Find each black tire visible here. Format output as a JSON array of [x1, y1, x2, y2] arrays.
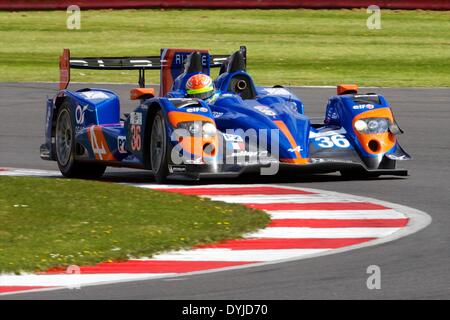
[[55, 102, 106, 179], [150, 111, 170, 183]]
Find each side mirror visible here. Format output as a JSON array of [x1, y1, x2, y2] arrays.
[[337, 84, 358, 95], [130, 88, 155, 100]]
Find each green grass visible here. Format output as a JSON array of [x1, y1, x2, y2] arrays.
[[0, 9, 449, 87], [0, 176, 269, 273]]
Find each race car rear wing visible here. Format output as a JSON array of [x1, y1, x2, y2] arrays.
[[59, 46, 246, 96]]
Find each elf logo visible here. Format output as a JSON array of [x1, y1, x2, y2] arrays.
[[353, 104, 375, 110], [186, 107, 208, 113]]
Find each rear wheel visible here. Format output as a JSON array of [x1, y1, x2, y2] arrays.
[[150, 111, 170, 183], [55, 103, 106, 179]]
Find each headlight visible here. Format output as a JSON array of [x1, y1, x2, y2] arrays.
[[368, 119, 379, 130], [177, 121, 216, 138], [354, 118, 389, 134], [178, 121, 202, 135], [202, 122, 217, 138], [354, 120, 368, 132]]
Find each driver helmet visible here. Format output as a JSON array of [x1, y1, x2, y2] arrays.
[[186, 74, 215, 100]]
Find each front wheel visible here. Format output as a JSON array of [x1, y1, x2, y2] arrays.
[[55, 102, 106, 179], [150, 111, 170, 183]]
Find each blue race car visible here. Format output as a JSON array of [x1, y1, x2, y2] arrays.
[[40, 46, 411, 182]]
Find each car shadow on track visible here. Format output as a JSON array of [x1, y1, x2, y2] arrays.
[[97, 170, 405, 186]]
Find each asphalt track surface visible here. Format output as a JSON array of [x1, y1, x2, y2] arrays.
[[0, 83, 449, 299]]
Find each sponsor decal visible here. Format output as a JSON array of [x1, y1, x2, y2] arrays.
[[262, 87, 292, 97], [131, 125, 141, 151], [174, 53, 208, 67], [314, 134, 351, 149], [170, 165, 187, 173], [386, 154, 408, 160], [122, 154, 140, 163], [288, 101, 298, 113], [254, 105, 277, 117], [230, 151, 268, 158], [223, 134, 245, 151], [353, 104, 375, 110], [309, 128, 347, 138], [130, 112, 143, 125], [88, 126, 115, 160], [183, 158, 203, 165], [325, 105, 339, 123], [185, 107, 208, 113], [223, 133, 244, 142], [117, 136, 127, 154], [212, 111, 224, 118], [311, 158, 354, 164], [288, 146, 303, 152], [75, 104, 88, 125], [79, 91, 109, 100], [221, 93, 235, 98]]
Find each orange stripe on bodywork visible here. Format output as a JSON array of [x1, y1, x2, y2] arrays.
[[168, 111, 217, 158], [352, 108, 396, 155], [177, 135, 218, 158], [87, 126, 116, 161], [280, 158, 310, 164], [167, 111, 214, 128], [273, 120, 309, 164]]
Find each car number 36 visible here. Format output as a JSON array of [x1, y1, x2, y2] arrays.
[[315, 134, 350, 148]]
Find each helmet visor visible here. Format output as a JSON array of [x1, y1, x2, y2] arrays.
[[186, 84, 214, 100], [187, 90, 214, 100]]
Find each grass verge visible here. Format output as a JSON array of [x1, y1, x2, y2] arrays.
[[0, 9, 449, 87], [0, 176, 269, 273]]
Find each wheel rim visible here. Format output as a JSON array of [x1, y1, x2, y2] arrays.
[[56, 109, 72, 166], [151, 114, 166, 174]]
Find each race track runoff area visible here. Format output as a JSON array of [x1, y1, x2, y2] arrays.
[[0, 168, 430, 296]]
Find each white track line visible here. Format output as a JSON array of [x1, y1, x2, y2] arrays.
[[204, 194, 362, 204], [0, 273, 175, 287], [0, 168, 61, 176], [247, 227, 401, 239], [136, 248, 329, 262], [267, 209, 406, 220]]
